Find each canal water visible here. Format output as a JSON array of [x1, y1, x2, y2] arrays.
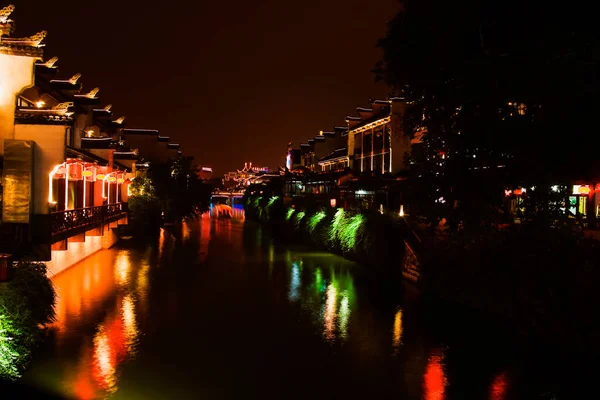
[[11, 213, 592, 399]]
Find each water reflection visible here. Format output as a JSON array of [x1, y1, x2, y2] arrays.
[[424, 348, 447, 400], [289, 262, 301, 301], [21, 218, 565, 399], [490, 372, 508, 400], [35, 248, 148, 399], [392, 309, 403, 353], [283, 255, 356, 343]]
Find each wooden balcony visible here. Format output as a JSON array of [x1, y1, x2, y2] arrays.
[[51, 203, 128, 243]]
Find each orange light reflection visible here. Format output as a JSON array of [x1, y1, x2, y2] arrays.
[[423, 348, 447, 400]]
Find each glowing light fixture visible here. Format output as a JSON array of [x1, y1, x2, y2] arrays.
[[64, 163, 69, 210], [330, 198, 337, 207], [48, 163, 64, 205], [102, 174, 110, 200], [578, 185, 591, 195], [109, 177, 116, 182], [82, 170, 93, 177], [117, 178, 124, 184], [35, 100, 45, 108], [96, 174, 106, 180], [399, 205, 404, 217]]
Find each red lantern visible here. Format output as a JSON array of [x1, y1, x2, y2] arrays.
[[513, 188, 523, 196]]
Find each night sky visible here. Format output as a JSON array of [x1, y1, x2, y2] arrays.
[[11, 0, 399, 175]]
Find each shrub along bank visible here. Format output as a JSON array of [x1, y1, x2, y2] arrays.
[[244, 194, 408, 273], [0, 262, 55, 381]]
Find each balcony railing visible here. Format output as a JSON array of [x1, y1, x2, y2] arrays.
[[51, 203, 127, 238]]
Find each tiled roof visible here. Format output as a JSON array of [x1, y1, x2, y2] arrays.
[[318, 148, 348, 163]]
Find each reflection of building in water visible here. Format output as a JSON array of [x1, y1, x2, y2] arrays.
[[289, 261, 301, 301], [49, 249, 145, 399], [489, 372, 508, 400], [91, 295, 139, 397], [392, 309, 403, 352], [199, 216, 211, 263], [423, 348, 447, 400], [115, 250, 131, 287], [322, 272, 355, 341], [182, 221, 191, 242], [53, 251, 118, 334], [324, 283, 338, 341]]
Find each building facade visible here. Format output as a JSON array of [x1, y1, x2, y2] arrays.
[[0, 5, 188, 275]]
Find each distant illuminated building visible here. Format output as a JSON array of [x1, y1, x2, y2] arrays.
[[223, 162, 269, 190], [198, 166, 213, 181]]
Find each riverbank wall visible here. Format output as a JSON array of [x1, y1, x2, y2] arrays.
[[244, 195, 411, 273], [245, 195, 600, 354], [46, 216, 126, 277]]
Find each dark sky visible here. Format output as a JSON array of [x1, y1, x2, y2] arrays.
[[11, 0, 399, 175]]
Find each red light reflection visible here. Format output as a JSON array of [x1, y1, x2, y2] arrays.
[[423, 348, 447, 400]]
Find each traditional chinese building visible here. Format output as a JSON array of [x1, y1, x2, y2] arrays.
[[0, 5, 186, 276], [345, 98, 411, 175], [224, 162, 270, 191]]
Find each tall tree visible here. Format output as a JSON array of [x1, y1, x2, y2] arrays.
[[375, 0, 600, 232]]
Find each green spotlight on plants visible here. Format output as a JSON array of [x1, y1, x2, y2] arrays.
[[295, 211, 306, 227], [267, 196, 279, 208], [338, 214, 364, 252], [329, 208, 345, 240], [0, 312, 24, 380], [286, 208, 295, 221], [308, 211, 326, 233]]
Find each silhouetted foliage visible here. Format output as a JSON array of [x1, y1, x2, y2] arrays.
[[375, 0, 600, 232], [129, 159, 212, 233]]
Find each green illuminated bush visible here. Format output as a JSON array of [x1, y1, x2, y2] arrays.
[[245, 195, 407, 270], [128, 176, 162, 234], [0, 261, 55, 381]]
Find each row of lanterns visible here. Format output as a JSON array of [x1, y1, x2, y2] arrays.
[[49, 159, 130, 208]]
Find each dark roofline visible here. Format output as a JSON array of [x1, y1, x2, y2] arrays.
[[114, 161, 131, 172], [318, 148, 349, 163], [349, 110, 391, 132], [66, 146, 109, 166], [113, 151, 139, 161], [157, 136, 170, 142], [81, 137, 114, 149], [123, 129, 159, 135]]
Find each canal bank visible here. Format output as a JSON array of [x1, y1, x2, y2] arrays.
[[2, 215, 594, 399], [245, 195, 600, 356]]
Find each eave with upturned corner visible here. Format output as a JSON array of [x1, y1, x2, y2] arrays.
[[123, 128, 160, 136], [0, 29, 46, 58]]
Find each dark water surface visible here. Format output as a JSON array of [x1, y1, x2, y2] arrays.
[[12, 215, 593, 399]]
